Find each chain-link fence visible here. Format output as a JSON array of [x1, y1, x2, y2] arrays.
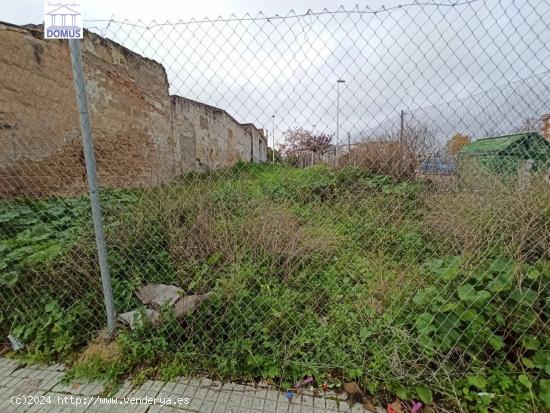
[[1, 0, 550, 411]]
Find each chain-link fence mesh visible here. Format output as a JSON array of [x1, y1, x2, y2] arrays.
[[1, 0, 550, 411], [0, 22, 108, 359]]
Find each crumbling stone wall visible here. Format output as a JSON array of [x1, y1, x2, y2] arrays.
[[0, 22, 267, 198], [0, 22, 174, 197], [242, 123, 267, 163], [171, 97, 267, 171]]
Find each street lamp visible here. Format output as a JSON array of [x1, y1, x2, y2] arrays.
[[336, 79, 345, 166], [272, 115, 276, 163]]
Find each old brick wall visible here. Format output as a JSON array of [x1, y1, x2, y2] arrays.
[[0, 22, 266, 198], [171, 97, 267, 171], [82, 34, 175, 189], [0, 24, 84, 197], [0, 23, 175, 197]]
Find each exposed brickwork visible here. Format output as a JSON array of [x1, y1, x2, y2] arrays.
[[0, 22, 266, 198]]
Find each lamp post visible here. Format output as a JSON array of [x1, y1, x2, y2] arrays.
[[272, 115, 275, 163], [336, 79, 345, 166]]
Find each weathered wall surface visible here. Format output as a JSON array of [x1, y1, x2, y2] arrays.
[[242, 123, 267, 164], [171, 97, 267, 171], [0, 22, 267, 198], [0, 23, 174, 197], [541, 114, 550, 141]]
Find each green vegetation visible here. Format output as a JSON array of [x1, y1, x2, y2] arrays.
[[1, 163, 549, 412], [0, 192, 138, 361]]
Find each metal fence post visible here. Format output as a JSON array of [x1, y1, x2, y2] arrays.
[[68, 39, 116, 335]]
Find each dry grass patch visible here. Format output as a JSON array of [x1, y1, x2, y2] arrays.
[[424, 173, 550, 262]]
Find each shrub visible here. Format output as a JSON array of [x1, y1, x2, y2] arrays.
[[343, 141, 416, 178], [424, 173, 550, 262]]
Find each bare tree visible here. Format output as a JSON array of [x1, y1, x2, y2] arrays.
[[402, 121, 439, 161], [516, 116, 540, 133], [279, 127, 333, 164]]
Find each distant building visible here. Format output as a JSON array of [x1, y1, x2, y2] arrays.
[[419, 157, 456, 175], [458, 132, 550, 177], [540, 114, 550, 140]]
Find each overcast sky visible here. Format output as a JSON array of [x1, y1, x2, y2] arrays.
[[2, 0, 549, 148]]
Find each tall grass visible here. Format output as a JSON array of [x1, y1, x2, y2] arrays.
[[2, 163, 549, 411]]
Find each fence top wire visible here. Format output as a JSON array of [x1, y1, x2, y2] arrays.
[[362, 69, 550, 145], [83, 1, 482, 28]]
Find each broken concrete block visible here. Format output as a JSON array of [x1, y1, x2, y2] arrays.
[[131, 283, 214, 323], [117, 309, 160, 329], [8, 334, 24, 351], [173, 292, 214, 318], [136, 283, 182, 308]]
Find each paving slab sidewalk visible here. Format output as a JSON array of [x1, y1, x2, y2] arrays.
[[0, 358, 383, 413]]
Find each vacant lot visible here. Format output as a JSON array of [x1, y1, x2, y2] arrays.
[[1, 163, 549, 412]]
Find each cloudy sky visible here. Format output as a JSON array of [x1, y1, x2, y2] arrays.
[[3, 0, 549, 148]]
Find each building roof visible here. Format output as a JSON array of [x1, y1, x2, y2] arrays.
[[460, 132, 531, 154]]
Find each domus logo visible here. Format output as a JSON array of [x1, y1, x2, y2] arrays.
[[44, 1, 83, 39]]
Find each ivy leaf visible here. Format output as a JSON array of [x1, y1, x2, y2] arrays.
[[488, 258, 514, 274], [487, 334, 504, 351], [0, 210, 21, 222], [522, 357, 535, 369], [418, 334, 434, 354], [0, 271, 20, 287], [533, 351, 550, 369], [493, 310, 506, 326], [438, 266, 459, 281], [359, 327, 372, 340], [440, 301, 460, 312], [393, 385, 410, 401], [526, 268, 541, 280], [469, 268, 487, 282], [518, 374, 532, 389], [413, 287, 437, 305], [467, 375, 488, 390], [511, 288, 538, 306], [45, 302, 58, 313], [473, 290, 491, 306], [458, 284, 476, 302], [23, 243, 64, 266], [265, 366, 281, 378], [415, 313, 435, 335], [489, 275, 513, 292], [539, 379, 550, 409], [460, 309, 479, 322], [522, 335, 541, 350], [514, 309, 537, 330], [415, 385, 433, 404]]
